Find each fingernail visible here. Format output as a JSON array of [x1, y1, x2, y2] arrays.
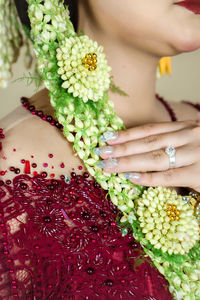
[[124, 173, 141, 180], [94, 146, 113, 155], [99, 131, 118, 143], [97, 158, 118, 169]]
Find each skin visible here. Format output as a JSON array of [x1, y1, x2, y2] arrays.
[[77, 0, 200, 192]]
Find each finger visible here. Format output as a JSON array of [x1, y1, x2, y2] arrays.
[[98, 127, 193, 159], [125, 164, 195, 188], [98, 144, 198, 173], [106, 120, 196, 145]]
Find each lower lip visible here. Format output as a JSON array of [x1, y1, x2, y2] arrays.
[[175, 1, 200, 14]]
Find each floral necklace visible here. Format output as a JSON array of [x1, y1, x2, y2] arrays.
[[2, 0, 200, 299]]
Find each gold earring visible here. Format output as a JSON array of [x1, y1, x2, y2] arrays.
[[158, 56, 172, 77]]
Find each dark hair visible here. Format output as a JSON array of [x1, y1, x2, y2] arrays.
[[14, 0, 79, 31]]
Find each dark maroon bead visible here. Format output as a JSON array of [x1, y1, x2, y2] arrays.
[[82, 212, 90, 220], [105, 279, 113, 287], [9, 166, 15, 172], [37, 111, 44, 117], [83, 172, 89, 179], [41, 172, 47, 178], [51, 121, 55, 126], [21, 97, 28, 105], [15, 168, 20, 174], [71, 172, 76, 178], [28, 105, 35, 112], [91, 225, 98, 232], [51, 179, 59, 186], [55, 122, 60, 128], [6, 180, 11, 185], [60, 175, 65, 180], [43, 216, 52, 223], [20, 183, 28, 190], [0, 180, 4, 186], [86, 267, 94, 275], [94, 182, 100, 188], [32, 163, 37, 168], [46, 116, 53, 123], [47, 184, 55, 190], [100, 211, 107, 218]]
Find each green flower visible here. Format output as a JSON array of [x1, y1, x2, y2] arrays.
[[56, 35, 111, 102], [137, 187, 199, 255]]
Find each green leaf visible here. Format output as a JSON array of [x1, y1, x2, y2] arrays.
[[109, 77, 129, 97]]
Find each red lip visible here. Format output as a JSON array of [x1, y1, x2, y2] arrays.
[[175, 0, 200, 14]]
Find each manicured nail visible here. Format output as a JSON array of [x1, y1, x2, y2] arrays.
[[94, 146, 113, 155], [124, 173, 141, 180], [99, 131, 118, 143], [97, 158, 118, 169]]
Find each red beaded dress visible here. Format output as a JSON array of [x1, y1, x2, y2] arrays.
[[0, 95, 200, 300]]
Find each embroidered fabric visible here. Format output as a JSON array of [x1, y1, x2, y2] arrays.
[[0, 172, 173, 300]]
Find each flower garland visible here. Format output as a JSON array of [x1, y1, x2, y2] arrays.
[[0, 0, 196, 298], [0, 0, 23, 88], [0, 0, 39, 88]]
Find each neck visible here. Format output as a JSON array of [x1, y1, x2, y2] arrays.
[[78, 5, 162, 128]]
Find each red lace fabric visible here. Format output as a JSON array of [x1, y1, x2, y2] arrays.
[[0, 169, 173, 299]]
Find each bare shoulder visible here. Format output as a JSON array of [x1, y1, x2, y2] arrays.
[[0, 105, 85, 181], [169, 100, 200, 122]]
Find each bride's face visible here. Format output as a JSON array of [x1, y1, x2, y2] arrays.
[[85, 0, 200, 56]]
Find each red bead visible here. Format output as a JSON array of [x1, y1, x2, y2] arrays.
[[43, 163, 48, 168], [78, 166, 83, 170], [13, 149, 16, 152], [0, 171, 6, 176], [24, 161, 30, 174], [50, 173, 55, 178], [33, 171, 38, 176], [21, 159, 26, 164], [60, 163, 65, 168], [49, 154, 53, 158]]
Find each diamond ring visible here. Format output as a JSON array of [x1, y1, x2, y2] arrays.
[[165, 146, 176, 168]]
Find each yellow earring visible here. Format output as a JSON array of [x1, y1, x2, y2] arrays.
[[158, 57, 172, 76]]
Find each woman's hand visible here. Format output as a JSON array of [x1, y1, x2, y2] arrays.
[[96, 120, 200, 192]]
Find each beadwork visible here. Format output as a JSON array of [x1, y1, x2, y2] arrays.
[[82, 53, 98, 71]]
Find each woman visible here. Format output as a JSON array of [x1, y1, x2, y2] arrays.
[[0, 0, 200, 299]]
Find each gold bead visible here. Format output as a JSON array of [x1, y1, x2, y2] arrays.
[[82, 53, 98, 71]]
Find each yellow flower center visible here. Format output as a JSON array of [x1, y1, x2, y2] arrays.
[[165, 204, 180, 221], [82, 53, 97, 71]]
